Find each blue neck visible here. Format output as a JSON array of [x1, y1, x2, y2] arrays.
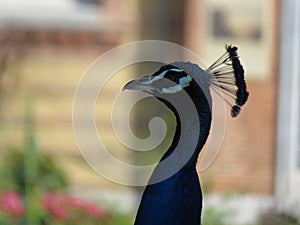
[[159, 91, 212, 169], [134, 88, 212, 225], [160, 86, 212, 171]]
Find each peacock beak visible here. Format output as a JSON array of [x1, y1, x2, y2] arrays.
[[123, 76, 156, 94]]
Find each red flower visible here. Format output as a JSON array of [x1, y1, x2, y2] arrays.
[[65, 196, 86, 209], [83, 203, 106, 217], [65, 196, 105, 217], [0, 191, 25, 217], [41, 191, 107, 220], [41, 192, 68, 220]]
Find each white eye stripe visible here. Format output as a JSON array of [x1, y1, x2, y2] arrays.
[[178, 75, 192, 88], [162, 85, 183, 94], [142, 68, 184, 84], [162, 75, 192, 94]]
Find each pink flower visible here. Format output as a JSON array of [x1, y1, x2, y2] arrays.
[[41, 192, 68, 220], [83, 203, 106, 217], [41, 191, 107, 220], [0, 191, 25, 217], [65, 195, 106, 217], [65, 196, 86, 209]]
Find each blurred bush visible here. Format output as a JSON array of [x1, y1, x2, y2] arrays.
[[0, 148, 68, 192], [202, 205, 235, 225], [258, 208, 300, 225], [0, 190, 132, 225], [0, 147, 131, 225], [0, 110, 131, 225]]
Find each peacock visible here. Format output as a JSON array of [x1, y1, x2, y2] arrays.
[[123, 45, 249, 225]]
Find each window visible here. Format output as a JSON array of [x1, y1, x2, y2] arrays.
[[75, 0, 102, 6]]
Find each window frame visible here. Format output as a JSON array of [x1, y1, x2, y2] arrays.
[[276, 0, 300, 201]]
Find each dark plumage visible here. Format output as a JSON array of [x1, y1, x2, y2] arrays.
[[123, 45, 248, 225]]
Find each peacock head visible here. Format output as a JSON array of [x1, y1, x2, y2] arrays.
[[123, 45, 249, 118], [123, 63, 203, 94]]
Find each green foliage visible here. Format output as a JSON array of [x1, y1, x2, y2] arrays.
[[106, 212, 133, 225], [0, 147, 133, 225], [258, 209, 300, 225], [0, 104, 133, 225], [201, 172, 214, 194], [0, 190, 132, 225], [202, 205, 300, 225], [0, 148, 68, 192], [202, 205, 235, 225]]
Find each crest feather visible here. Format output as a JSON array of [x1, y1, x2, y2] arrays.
[[207, 45, 249, 117]]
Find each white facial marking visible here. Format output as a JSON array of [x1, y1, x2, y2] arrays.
[[161, 75, 192, 94], [179, 75, 192, 88], [162, 85, 183, 94], [141, 68, 183, 84]]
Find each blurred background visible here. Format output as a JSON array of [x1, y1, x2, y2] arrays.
[[0, 0, 299, 224]]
